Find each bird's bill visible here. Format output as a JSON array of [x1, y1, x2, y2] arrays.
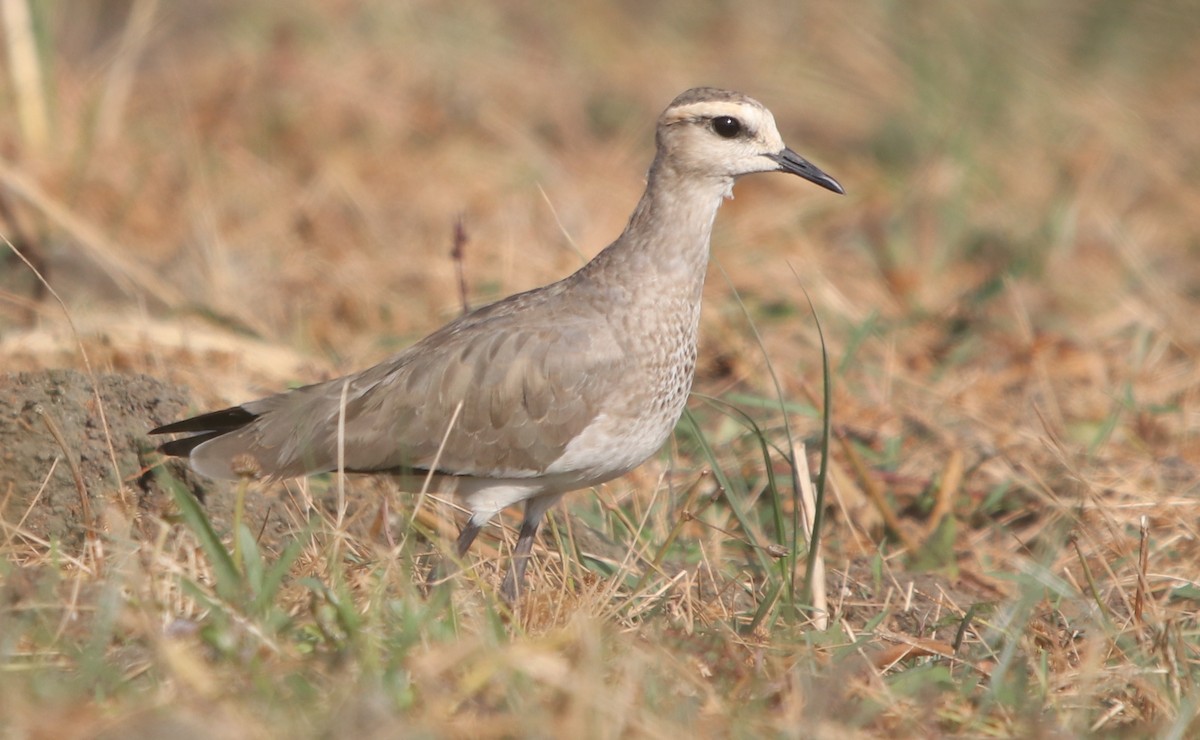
[[766, 148, 844, 194]]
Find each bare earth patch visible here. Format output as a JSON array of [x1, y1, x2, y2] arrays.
[[0, 369, 291, 554]]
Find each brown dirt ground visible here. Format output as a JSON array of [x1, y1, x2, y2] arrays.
[[0, 368, 293, 554]]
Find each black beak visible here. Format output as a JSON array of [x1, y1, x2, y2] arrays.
[[766, 148, 844, 195]]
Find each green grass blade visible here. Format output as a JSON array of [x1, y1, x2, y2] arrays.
[[238, 524, 265, 594], [798, 285, 832, 607], [679, 410, 773, 577], [159, 470, 241, 602], [691, 395, 794, 597], [710, 261, 803, 601]]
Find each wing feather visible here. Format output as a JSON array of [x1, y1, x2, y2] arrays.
[[182, 281, 630, 480]]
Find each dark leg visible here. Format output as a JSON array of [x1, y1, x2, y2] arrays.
[[456, 520, 482, 557], [500, 516, 541, 603], [499, 494, 564, 603], [426, 520, 483, 591]]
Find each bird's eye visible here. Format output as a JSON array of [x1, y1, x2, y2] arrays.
[[711, 116, 742, 138]]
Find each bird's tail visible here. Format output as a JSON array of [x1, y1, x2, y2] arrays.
[[151, 406, 265, 478]]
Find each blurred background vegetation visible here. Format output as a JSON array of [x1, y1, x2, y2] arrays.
[[2, 1, 1198, 737]]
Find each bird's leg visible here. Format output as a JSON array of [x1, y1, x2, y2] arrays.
[[499, 494, 564, 603], [500, 515, 542, 603], [425, 519, 483, 591], [456, 520, 482, 557]]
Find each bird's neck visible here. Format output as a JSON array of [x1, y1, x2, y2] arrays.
[[584, 160, 732, 299]]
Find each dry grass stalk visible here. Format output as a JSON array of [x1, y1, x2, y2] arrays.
[[793, 441, 828, 630]]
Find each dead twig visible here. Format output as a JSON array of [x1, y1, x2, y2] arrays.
[[838, 429, 920, 554], [34, 404, 103, 570], [924, 448, 963, 539], [451, 215, 470, 315], [1134, 515, 1149, 626]]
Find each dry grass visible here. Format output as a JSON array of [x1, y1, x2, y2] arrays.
[[2, 1, 1199, 737]]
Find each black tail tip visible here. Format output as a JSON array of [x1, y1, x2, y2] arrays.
[[156, 431, 227, 459], [150, 406, 257, 436], [151, 405, 259, 459]]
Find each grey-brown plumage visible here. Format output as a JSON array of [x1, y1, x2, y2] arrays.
[[152, 87, 843, 600]]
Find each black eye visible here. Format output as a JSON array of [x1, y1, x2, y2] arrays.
[[711, 116, 742, 138]]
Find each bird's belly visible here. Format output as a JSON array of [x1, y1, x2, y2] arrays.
[[543, 355, 696, 487], [542, 405, 680, 487]]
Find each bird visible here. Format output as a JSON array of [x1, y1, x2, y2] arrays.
[[151, 87, 843, 601]]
